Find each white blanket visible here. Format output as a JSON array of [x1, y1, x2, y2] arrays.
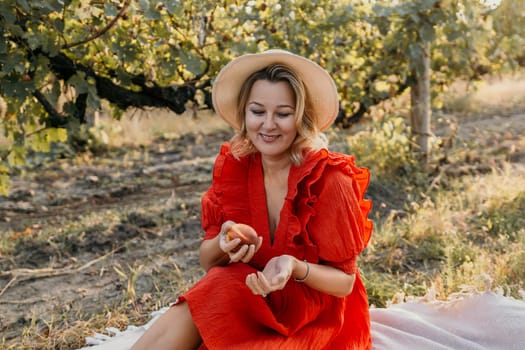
[[81, 289, 525, 350]]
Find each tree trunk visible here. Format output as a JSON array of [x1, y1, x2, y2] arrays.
[[410, 41, 431, 162]]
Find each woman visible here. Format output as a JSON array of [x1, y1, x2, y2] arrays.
[[131, 49, 373, 349]]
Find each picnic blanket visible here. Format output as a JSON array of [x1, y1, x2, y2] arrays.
[[80, 287, 525, 350]]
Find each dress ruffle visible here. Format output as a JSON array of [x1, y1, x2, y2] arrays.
[[202, 145, 372, 261], [284, 148, 373, 270], [201, 143, 251, 240]]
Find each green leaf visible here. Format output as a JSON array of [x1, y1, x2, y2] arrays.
[[409, 13, 421, 24], [0, 173, 10, 196], [47, 127, 68, 143], [418, 23, 435, 42], [31, 54, 51, 86], [28, 132, 51, 153], [396, 3, 412, 16], [27, 128, 68, 153], [85, 76, 101, 110], [104, 3, 119, 17], [444, 28, 463, 42], [62, 101, 77, 116], [139, 0, 161, 20], [0, 163, 9, 174], [418, 0, 439, 11], [53, 17, 65, 33], [1, 52, 26, 74], [164, 0, 183, 16], [6, 23, 25, 38], [44, 81, 61, 106], [7, 145, 26, 167], [0, 80, 33, 100], [0, 37, 6, 55], [16, 0, 31, 12], [67, 72, 89, 95], [179, 51, 204, 76], [0, 3, 17, 24]]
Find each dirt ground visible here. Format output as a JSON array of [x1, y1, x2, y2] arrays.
[[0, 130, 232, 343], [1, 77, 524, 346]]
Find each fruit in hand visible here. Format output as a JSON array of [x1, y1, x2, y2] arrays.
[[226, 223, 258, 252]]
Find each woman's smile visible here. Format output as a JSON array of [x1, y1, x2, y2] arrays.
[[259, 133, 280, 142]]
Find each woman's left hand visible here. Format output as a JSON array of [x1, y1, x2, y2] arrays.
[[245, 255, 295, 297]]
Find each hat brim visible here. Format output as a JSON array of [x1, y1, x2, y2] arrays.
[[212, 50, 339, 131]]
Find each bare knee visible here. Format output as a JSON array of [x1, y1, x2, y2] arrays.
[[131, 302, 201, 350]]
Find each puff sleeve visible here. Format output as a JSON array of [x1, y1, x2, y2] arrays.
[[307, 164, 372, 274], [201, 186, 224, 240], [200, 142, 252, 240], [200, 145, 229, 240]]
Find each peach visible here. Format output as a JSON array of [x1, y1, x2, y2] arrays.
[[226, 223, 258, 252]]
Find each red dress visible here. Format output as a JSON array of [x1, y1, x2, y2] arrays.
[[178, 143, 373, 349]]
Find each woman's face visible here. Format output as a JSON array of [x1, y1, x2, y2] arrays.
[[244, 79, 297, 161]]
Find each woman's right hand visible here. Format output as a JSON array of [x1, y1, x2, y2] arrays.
[[219, 220, 263, 263]]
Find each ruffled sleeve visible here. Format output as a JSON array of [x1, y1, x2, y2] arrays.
[[291, 150, 372, 274], [200, 145, 228, 240], [201, 187, 224, 240], [201, 142, 252, 240]]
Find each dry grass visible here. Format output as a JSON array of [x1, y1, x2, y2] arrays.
[[98, 108, 230, 147], [350, 72, 525, 306], [362, 163, 525, 306], [443, 71, 525, 118]]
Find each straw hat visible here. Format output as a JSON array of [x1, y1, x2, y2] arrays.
[[212, 49, 339, 131]]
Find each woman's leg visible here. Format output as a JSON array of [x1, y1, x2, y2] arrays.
[[131, 302, 202, 350]]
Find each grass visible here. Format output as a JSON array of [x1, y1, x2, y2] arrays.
[[93, 107, 231, 148], [362, 164, 525, 307], [345, 105, 525, 305], [3, 249, 202, 349], [442, 73, 525, 117]]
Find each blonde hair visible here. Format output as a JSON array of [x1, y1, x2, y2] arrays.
[[229, 64, 328, 165]]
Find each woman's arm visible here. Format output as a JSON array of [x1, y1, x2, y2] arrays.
[[291, 256, 355, 297], [246, 254, 355, 298], [199, 234, 230, 272]]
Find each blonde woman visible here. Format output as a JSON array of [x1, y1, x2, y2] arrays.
[[132, 50, 373, 350]]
